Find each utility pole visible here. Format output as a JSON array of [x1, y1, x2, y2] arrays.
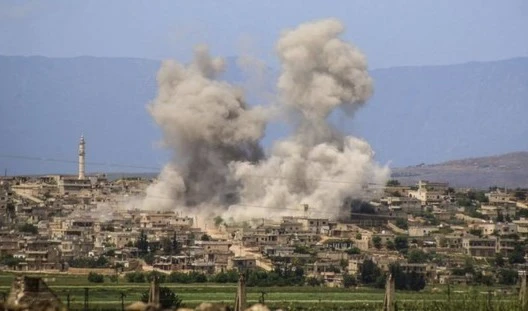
[[121, 292, 126, 311], [519, 270, 528, 310], [66, 291, 71, 310], [83, 287, 89, 311], [234, 273, 246, 311], [148, 276, 160, 306], [383, 273, 395, 311]]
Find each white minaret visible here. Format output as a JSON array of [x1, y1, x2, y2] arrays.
[[78, 135, 86, 179]]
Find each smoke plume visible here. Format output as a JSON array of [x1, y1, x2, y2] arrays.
[[143, 19, 389, 219], [144, 45, 267, 209], [226, 19, 388, 219]]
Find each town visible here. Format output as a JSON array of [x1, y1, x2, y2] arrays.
[[1, 137, 528, 302], [2, 1, 526, 310]]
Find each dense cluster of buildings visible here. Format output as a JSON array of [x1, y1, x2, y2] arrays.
[[1, 137, 528, 288]]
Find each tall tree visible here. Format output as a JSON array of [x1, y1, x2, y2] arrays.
[[360, 259, 381, 284], [136, 230, 149, 254]]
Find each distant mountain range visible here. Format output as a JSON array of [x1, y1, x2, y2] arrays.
[[1, 55, 527, 177], [392, 152, 528, 188]]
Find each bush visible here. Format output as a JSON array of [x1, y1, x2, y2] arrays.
[[381, 264, 427, 291], [87, 272, 104, 283], [168, 271, 207, 283], [345, 247, 360, 255], [143, 253, 155, 265], [407, 271, 426, 291], [343, 274, 357, 288], [210, 270, 239, 283], [498, 268, 518, 285], [0, 255, 21, 268], [125, 272, 146, 283], [147, 271, 166, 283], [395, 218, 409, 230], [372, 236, 382, 249], [189, 271, 207, 283], [168, 272, 192, 283], [306, 277, 322, 287], [359, 259, 381, 285], [19, 223, 38, 235], [394, 236, 409, 253], [407, 249, 429, 263], [245, 267, 305, 287], [141, 286, 182, 309], [69, 256, 108, 268]]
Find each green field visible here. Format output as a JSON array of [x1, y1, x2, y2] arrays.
[[0, 272, 521, 311]]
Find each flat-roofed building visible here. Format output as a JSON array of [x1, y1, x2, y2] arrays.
[[462, 236, 496, 257]]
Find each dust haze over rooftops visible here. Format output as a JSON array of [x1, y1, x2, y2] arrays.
[[141, 19, 389, 220]]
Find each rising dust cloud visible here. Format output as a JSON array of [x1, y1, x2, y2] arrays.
[[141, 19, 390, 221]]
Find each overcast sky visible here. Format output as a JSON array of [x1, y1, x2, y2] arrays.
[[0, 0, 527, 69]]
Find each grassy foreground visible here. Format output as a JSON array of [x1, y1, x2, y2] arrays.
[[0, 272, 521, 310]]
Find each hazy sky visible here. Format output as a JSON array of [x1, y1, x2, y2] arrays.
[[0, 0, 527, 69]]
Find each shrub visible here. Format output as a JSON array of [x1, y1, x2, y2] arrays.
[[147, 271, 166, 283], [69, 256, 108, 268], [168, 272, 192, 283], [19, 223, 38, 235], [345, 247, 361, 255], [407, 249, 429, 263], [125, 272, 146, 283], [167, 271, 208, 283], [343, 274, 357, 288], [87, 272, 104, 283], [306, 277, 322, 287], [189, 271, 207, 283], [141, 287, 182, 309], [210, 270, 239, 283], [498, 268, 518, 285], [0, 255, 21, 268], [395, 218, 409, 230], [394, 236, 409, 253], [108, 275, 118, 283], [359, 259, 381, 285]]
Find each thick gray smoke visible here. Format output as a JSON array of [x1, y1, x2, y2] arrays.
[[226, 19, 389, 219], [143, 45, 267, 210], [143, 19, 389, 219]]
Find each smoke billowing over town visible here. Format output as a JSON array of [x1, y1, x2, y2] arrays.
[[3, 2, 528, 310], [143, 19, 390, 220]]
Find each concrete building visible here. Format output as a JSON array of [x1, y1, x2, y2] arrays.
[[56, 176, 92, 196], [408, 180, 449, 205], [471, 222, 517, 236], [408, 226, 438, 237], [462, 236, 497, 257], [480, 204, 516, 220], [486, 190, 515, 204], [228, 256, 257, 272], [381, 196, 422, 214], [496, 238, 516, 256], [400, 263, 437, 282], [514, 218, 528, 236]]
